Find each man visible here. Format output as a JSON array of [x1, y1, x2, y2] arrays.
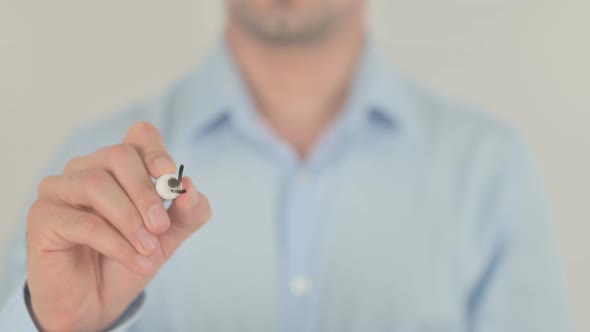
[[0, 0, 572, 331]]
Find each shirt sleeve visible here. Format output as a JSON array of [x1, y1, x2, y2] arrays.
[[0, 127, 147, 331], [0, 284, 39, 331], [467, 136, 574, 332], [104, 291, 146, 332]]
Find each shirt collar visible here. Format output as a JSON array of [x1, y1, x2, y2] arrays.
[[344, 38, 416, 134], [170, 35, 416, 144], [167, 37, 255, 143]]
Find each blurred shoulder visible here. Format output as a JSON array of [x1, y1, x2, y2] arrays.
[[399, 75, 526, 160], [65, 71, 202, 156]]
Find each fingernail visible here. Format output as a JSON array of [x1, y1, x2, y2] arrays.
[[152, 156, 175, 173], [136, 254, 156, 272], [138, 228, 158, 254], [148, 204, 170, 230]]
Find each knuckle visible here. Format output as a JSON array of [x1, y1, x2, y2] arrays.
[[107, 143, 137, 165], [27, 200, 48, 229], [63, 155, 84, 173], [37, 175, 58, 197], [59, 209, 78, 231], [127, 121, 158, 139], [80, 169, 111, 189]]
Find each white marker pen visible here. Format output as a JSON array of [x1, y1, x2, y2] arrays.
[[155, 164, 187, 200]]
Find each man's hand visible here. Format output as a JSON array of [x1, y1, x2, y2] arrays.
[[26, 122, 211, 331]]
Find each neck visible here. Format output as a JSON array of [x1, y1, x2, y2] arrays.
[[225, 10, 366, 159]]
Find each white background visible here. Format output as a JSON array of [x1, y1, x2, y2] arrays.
[[1, 1, 588, 329]]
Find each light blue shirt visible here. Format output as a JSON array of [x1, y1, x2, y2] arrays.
[[0, 37, 573, 331]]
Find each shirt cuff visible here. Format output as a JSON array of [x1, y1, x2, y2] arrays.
[[0, 281, 145, 332], [0, 282, 38, 331], [105, 290, 145, 332]]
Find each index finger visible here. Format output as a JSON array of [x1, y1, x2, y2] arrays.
[[123, 121, 176, 177]]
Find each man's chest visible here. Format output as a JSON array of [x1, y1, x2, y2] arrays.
[[141, 141, 471, 331]]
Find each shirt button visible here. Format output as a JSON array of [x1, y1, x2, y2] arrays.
[[290, 275, 312, 296]]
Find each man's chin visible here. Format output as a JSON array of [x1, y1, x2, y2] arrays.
[[228, 1, 360, 46], [232, 12, 341, 45]]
